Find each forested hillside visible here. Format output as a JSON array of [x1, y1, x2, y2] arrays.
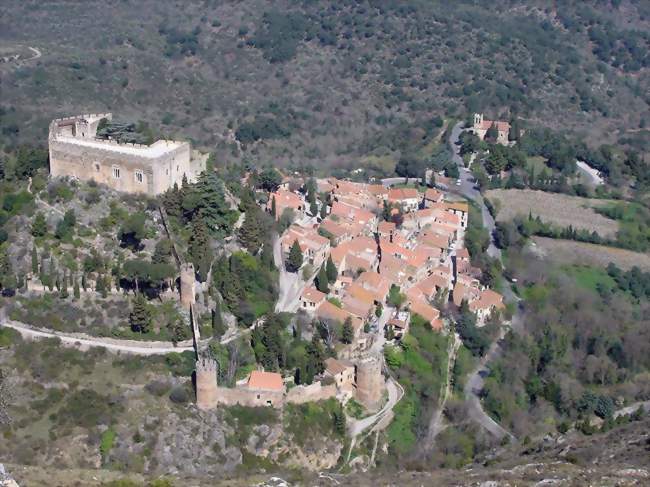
[[1, 0, 648, 174]]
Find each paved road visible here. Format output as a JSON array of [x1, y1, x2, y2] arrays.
[[446, 122, 500, 259], [447, 122, 519, 440]]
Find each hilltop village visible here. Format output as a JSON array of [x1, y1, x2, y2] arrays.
[[0, 112, 519, 477]]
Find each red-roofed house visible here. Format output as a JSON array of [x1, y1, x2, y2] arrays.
[[469, 289, 505, 325], [281, 225, 331, 269], [356, 271, 391, 303], [301, 287, 326, 311], [387, 188, 421, 212], [267, 189, 304, 221], [424, 188, 444, 206], [246, 370, 286, 406]]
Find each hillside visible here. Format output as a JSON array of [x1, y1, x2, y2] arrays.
[[1, 0, 649, 174]]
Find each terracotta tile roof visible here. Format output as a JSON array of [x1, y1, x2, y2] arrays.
[[302, 286, 325, 303], [469, 289, 505, 311], [378, 221, 396, 234], [316, 300, 362, 331], [445, 201, 469, 213], [418, 232, 449, 250], [248, 370, 284, 391], [452, 282, 480, 307], [416, 273, 450, 297], [342, 295, 374, 319], [456, 248, 470, 260], [325, 357, 353, 376], [435, 211, 461, 227], [409, 298, 441, 324], [424, 188, 443, 202], [320, 218, 349, 239], [367, 184, 387, 197], [268, 189, 303, 211], [478, 120, 510, 132], [388, 188, 420, 201], [346, 283, 376, 305], [356, 271, 391, 301]]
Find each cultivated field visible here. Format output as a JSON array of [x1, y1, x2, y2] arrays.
[[486, 189, 619, 237], [531, 237, 650, 271]]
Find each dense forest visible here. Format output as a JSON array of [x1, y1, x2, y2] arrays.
[[0, 0, 648, 176]]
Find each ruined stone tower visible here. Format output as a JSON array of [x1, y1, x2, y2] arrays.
[[355, 355, 384, 411], [180, 263, 196, 310], [195, 357, 218, 411]]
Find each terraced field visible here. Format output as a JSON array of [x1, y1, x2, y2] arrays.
[[486, 189, 619, 237], [531, 237, 650, 271]]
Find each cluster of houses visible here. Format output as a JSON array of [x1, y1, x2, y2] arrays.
[[267, 177, 505, 346]]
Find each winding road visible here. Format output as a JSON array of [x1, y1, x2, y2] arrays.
[[448, 121, 519, 441]]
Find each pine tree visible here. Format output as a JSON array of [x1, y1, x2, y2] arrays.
[[326, 255, 337, 283], [319, 202, 328, 219], [31, 212, 48, 237], [310, 201, 318, 216], [73, 278, 80, 299], [31, 246, 38, 275], [81, 273, 88, 291], [129, 294, 152, 333], [316, 266, 329, 293], [271, 196, 277, 219], [286, 239, 303, 273], [0, 248, 17, 294], [342, 317, 354, 344]]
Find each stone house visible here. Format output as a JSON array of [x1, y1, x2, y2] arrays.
[[472, 113, 510, 145]]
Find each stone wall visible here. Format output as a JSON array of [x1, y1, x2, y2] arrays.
[[216, 386, 285, 408], [48, 114, 192, 196], [286, 382, 338, 405]]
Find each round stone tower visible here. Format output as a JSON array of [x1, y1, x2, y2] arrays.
[[180, 262, 196, 310], [195, 357, 218, 411], [355, 355, 383, 411]]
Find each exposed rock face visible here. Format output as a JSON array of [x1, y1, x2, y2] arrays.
[[0, 464, 19, 487], [150, 411, 240, 476]]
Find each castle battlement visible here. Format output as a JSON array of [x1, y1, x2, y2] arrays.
[[196, 357, 218, 374], [48, 112, 198, 195]]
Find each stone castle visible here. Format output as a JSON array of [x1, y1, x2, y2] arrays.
[[48, 113, 201, 195], [195, 354, 385, 412]]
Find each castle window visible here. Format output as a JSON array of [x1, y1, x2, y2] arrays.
[[112, 166, 121, 179], [135, 171, 144, 183]]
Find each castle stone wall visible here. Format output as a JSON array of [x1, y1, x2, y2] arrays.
[[48, 113, 193, 196], [180, 263, 196, 310], [286, 382, 338, 404], [215, 386, 285, 408]]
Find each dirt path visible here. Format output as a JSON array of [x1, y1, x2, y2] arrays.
[[423, 332, 461, 450], [1, 319, 194, 355]]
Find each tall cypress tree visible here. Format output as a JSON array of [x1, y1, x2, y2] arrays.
[[316, 266, 329, 293], [31, 246, 38, 275], [188, 216, 213, 281], [326, 255, 337, 283], [286, 239, 303, 273]]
